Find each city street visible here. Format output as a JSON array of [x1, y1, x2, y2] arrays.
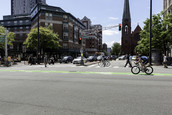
[[0, 60, 172, 115]]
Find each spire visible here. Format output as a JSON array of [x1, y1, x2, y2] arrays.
[[122, 0, 131, 22]]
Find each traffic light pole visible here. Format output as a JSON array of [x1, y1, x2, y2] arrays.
[[80, 39, 84, 65]]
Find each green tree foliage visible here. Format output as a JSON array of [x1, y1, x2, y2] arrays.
[[0, 26, 15, 48], [135, 13, 172, 55], [111, 42, 121, 56], [161, 14, 172, 47], [24, 27, 60, 51]]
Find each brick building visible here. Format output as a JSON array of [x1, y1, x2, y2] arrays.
[[0, 14, 31, 60], [31, 4, 86, 58], [121, 0, 142, 55], [81, 16, 102, 56]]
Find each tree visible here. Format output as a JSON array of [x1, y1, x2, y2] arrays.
[[24, 27, 60, 52], [0, 26, 15, 49], [111, 42, 121, 56], [135, 13, 166, 55]]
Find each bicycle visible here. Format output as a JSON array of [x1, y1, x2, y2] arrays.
[[131, 61, 153, 75], [98, 60, 111, 67]]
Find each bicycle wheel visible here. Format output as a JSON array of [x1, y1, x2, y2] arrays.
[[145, 66, 153, 75], [98, 61, 103, 67], [105, 60, 111, 67], [131, 66, 140, 74]]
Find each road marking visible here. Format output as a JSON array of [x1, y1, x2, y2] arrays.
[[0, 69, 172, 76]]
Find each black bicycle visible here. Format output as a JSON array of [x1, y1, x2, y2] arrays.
[[131, 62, 153, 75], [98, 60, 111, 67]]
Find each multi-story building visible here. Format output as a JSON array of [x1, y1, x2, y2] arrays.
[[31, 4, 85, 58], [163, 0, 172, 57], [163, 0, 172, 15], [81, 16, 102, 56], [0, 14, 31, 60], [11, 0, 46, 15]]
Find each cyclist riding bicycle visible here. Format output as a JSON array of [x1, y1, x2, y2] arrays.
[[137, 55, 148, 71]]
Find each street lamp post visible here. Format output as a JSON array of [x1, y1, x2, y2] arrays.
[[37, 3, 40, 64], [149, 0, 152, 65]]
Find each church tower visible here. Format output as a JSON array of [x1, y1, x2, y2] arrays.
[[121, 0, 132, 54]]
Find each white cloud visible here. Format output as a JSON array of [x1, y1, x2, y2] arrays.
[[103, 30, 119, 36], [105, 40, 121, 48], [108, 17, 119, 20]]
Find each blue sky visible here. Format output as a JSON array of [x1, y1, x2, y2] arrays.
[[0, 0, 162, 47]]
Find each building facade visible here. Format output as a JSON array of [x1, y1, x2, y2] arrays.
[[121, 0, 141, 55], [31, 4, 85, 58], [163, 0, 172, 57], [163, 0, 172, 15], [81, 16, 102, 56], [0, 14, 31, 60], [11, 0, 46, 15]]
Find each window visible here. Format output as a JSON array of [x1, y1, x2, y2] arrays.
[[63, 43, 68, 49], [20, 27, 23, 30], [45, 13, 52, 20], [25, 20, 29, 23], [125, 25, 128, 34], [50, 23, 53, 28], [26, 26, 30, 29], [45, 23, 48, 27], [14, 21, 17, 24]]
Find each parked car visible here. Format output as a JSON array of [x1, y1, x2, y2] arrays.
[[111, 55, 117, 60], [60, 56, 73, 63], [118, 55, 126, 60], [72, 56, 87, 64], [87, 56, 97, 62], [97, 55, 103, 61]]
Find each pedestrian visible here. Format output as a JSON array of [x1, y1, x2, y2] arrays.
[[163, 54, 168, 68], [124, 54, 132, 67], [44, 55, 48, 67]]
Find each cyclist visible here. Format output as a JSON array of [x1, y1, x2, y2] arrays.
[[138, 55, 148, 71]]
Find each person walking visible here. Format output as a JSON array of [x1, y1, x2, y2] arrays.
[[163, 54, 168, 68], [124, 54, 132, 67], [44, 55, 48, 67]]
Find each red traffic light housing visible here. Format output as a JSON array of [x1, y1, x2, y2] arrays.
[[119, 24, 121, 31], [79, 37, 82, 44]]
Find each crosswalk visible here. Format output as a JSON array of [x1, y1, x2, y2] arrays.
[[22, 64, 122, 68]]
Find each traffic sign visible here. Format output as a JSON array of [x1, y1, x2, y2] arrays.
[[82, 36, 89, 38], [0, 35, 5, 43]]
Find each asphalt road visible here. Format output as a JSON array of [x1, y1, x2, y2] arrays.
[[0, 60, 172, 115]]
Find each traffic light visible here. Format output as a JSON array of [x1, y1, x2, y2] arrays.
[[119, 24, 121, 31], [79, 37, 82, 44]]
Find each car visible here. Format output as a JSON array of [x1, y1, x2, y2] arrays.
[[60, 56, 73, 63], [87, 56, 97, 62], [97, 55, 103, 61], [111, 55, 117, 60], [72, 56, 87, 64], [118, 55, 126, 60]]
